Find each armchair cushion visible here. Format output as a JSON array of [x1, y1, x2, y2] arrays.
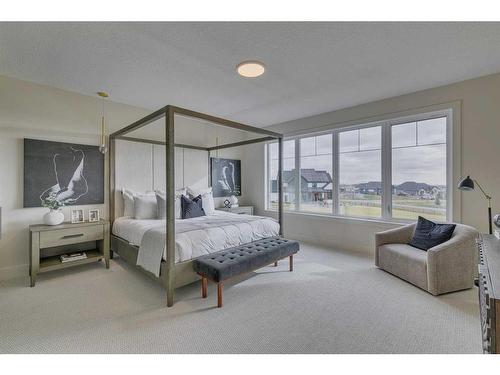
[[408, 216, 456, 251], [377, 243, 428, 291]]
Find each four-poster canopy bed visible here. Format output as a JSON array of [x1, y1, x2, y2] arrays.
[[109, 105, 284, 307]]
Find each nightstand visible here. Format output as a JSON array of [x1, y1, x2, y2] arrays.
[[29, 220, 110, 287], [216, 206, 254, 215]]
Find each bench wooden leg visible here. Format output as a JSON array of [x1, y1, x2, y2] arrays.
[[274, 261, 278, 267], [289, 255, 293, 272], [217, 282, 223, 308], [201, 277, 207, 298]]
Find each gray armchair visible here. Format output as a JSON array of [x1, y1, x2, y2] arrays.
[[375, 223, 478, 295]]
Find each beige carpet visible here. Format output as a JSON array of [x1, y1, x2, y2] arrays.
[[0, 242, 481, 353]]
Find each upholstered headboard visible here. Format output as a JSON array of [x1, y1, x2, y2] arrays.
[[113, 140, 209, 219]]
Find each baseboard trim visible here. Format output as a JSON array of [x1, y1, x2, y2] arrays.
[[0, 263, 28, 281], [285, 232, 373, 256]]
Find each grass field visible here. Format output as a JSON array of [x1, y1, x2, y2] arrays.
[[269, 196, 446, 222], [393, 198, 446, 208], [341, 205, 444, 221]]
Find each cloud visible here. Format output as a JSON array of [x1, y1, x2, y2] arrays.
[[270, 121, 447, 186]]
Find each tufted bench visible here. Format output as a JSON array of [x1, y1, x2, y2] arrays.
[[192, 237, 299, 307]]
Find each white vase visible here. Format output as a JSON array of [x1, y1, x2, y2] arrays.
[[229, 195, 239, 208], [43, 209, 64, 226]]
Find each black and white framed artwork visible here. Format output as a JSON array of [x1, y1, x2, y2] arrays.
[[210, 157, 241, 198], [23, 138, 104, 207]]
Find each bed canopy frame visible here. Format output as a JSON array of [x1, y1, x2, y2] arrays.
[[109, 105, 284, 307]]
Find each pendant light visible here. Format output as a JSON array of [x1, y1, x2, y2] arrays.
[[97, 91, 109, 154]]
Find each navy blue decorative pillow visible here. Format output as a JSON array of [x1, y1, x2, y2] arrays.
[[408, 216, 456, 251], [181, 194, 205, 219]]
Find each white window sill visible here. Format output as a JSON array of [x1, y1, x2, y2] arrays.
[[263, 209, 412, 226]]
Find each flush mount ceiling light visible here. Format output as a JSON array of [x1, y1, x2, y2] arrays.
[[236, 60, 266, 78]]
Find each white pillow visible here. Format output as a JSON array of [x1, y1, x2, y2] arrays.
[[133, 194, 158, 219], [186, 186, 215, 215], [122, 189, 154, 217], [122, 189, 135, 217], [155, 192, 167, 220], [155, 188, 186, 219]]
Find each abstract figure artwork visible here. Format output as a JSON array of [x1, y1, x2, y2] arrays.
[[24, 139, 104, 207], [210, 157, 241, 198]]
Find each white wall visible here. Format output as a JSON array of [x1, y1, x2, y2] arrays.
[[0, 75, 248, 280], [113, 141, 211, 218], [244, 72, 500, 253], [0, 75, 152, 280]]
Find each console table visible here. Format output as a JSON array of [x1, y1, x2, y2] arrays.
[[29, 220, 110, 287], [478, 234, 500, 353]]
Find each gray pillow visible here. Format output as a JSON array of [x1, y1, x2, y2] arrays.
[[133, 194, 158, 219]]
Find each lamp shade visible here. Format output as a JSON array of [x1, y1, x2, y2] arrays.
[[458, 176, 475, 191]]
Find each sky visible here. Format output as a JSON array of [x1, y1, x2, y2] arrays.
[[270, 117, 447, 186]]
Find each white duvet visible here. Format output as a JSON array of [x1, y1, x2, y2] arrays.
[[113, 211, 280, 275]]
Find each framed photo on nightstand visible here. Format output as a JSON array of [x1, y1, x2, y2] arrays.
[[88, 209, 100, 222], [71, 209, 84, 223]]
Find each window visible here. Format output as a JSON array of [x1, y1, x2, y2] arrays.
[[300, 134, 332, 214], [339, 126, 381, 218], [268, 140, 295, 211], [391, 118, 447, 221], [266, 110, 451, 222]]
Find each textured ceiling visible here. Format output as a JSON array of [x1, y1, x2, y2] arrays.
[[2, 22, 500, 127]]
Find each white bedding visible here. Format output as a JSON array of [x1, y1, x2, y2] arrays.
[[113, 217, 161, 247], [112, 211, 280, 267]]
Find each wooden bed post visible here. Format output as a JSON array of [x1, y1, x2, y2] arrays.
[[109, 136, 116, 259], [166, 106, 176, 307], [278, 137, 284, 236], [109, 136, 116, 226]]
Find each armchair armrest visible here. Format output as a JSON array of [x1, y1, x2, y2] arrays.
[[426, 225, 479, 295], [375, 224, 416, 248]]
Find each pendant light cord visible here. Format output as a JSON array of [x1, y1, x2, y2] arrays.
[[101, 96, 105, 145]]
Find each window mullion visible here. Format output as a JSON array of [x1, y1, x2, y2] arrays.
[[446, 114, 452, 222], [294, 138, 300, 211], [269, 144, 273, 211], [381, 124, 392, 220], [332, 131, 339, 215], [266, 143, 269, 210]]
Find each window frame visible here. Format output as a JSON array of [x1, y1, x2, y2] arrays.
[[266, 108, 453, 223]]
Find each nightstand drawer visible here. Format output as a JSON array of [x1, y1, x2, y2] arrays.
[[231, 207, 253, 215], [39, 225, 103, 248], [216, 206, 254, 215]]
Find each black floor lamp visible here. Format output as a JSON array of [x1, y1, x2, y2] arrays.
[[458, 176, 493, 234]]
